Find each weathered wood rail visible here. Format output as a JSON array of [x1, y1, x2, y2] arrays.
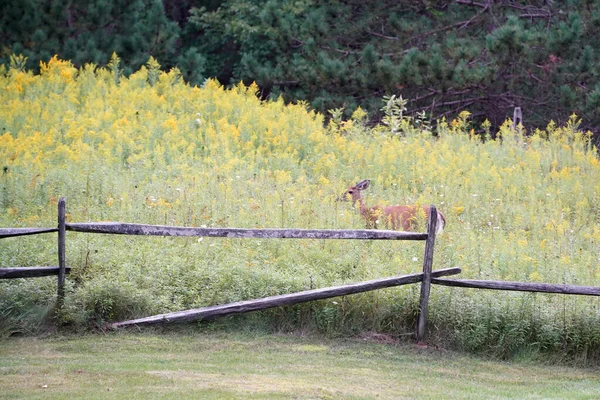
[[0, 266, 71, 279], [432, 278, 600, 296], [0, 227, 59, 239], [111, 267, 461, 329], [66, 222, 428, 241]]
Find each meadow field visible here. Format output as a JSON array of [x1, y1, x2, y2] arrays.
[[2, 55, 600, 363]]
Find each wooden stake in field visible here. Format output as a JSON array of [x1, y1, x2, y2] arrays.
[[57, 197, 67, 308]]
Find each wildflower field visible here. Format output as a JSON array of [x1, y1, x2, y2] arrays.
[[2, 55, 600, 362]]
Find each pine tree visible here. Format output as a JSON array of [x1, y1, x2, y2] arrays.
[[1, 0, 180, 76], [188, 0, 600, 134]]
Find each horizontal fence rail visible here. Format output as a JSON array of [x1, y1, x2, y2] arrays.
[[110, 267, 461, 328], [0, 227, 58, 239], [66, 222, 429, 241], [0, 266, 71, 279], [432, 278, 600, 296]]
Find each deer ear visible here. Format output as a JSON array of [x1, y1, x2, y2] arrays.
[[356, 180, 370, 190]]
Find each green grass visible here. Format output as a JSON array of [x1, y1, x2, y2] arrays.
[[1, 331, 599, 399]]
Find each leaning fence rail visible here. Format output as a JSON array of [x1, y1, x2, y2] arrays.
[[111, 267, 461, 329]]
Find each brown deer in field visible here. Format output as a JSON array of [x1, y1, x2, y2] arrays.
[[339, 179, 446, 233]]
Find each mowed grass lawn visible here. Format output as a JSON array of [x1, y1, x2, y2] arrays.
[[1, 331, 599, 399]]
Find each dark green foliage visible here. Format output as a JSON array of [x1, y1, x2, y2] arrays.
[[0, 278, 58, 335], [1, 0, 181, 76], [187, 0, 600, 133]]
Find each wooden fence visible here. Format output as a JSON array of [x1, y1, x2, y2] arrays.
[[0, 199, 70, 307], [3, 197, 600, 341]]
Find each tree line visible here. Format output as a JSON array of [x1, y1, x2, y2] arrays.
[[2, 0, 600, 136]]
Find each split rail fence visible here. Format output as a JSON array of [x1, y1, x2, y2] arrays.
[[3, 197, 600, 341]]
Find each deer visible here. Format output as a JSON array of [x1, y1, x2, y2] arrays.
[[338, 179, 446, 233]]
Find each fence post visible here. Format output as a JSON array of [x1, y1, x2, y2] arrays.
[[57, 197, 66, 307], [512, 107, 523, 136], [416, 205, 438, 342]]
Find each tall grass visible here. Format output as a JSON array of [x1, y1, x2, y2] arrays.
[[2, 55, 600, 362]]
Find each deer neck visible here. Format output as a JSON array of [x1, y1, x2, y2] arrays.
[[354, 198, 369, 217]]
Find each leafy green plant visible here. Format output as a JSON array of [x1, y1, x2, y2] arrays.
[[380, 94, 408, 135]]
